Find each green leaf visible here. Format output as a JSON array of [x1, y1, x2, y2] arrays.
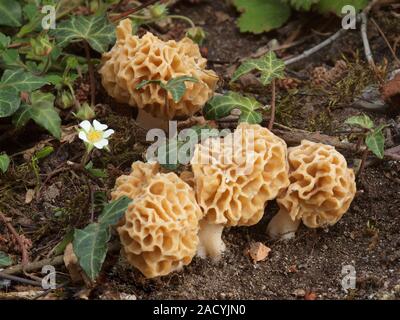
[[232, 51, 285, 85], [12, 103, 32, 126], [317, 0, 368, 15], [0, 251, 12, 267], [137, 76, 198, 103], [0, 32, 10, 50], [85, 161, 108, 178], [1, 49, 23, 68], [366, 130, 385, 159], [0, 89, 20, 118], [34, 146, 54, 161], [98, 196, 132, 227], [0, 153, 10, 173], [51, 15, 115, 53], [136, 79, 162, 90], [0, 0, 22, 27], [29, 92, 61, 139], [345, 114, 374, 130], [283, 0, 320, 10], [0, 69, 49, 92], [233, 0, 291, 34], [204, 92, 263, 124], [165, 76, 198, 103], [73, 223, 110, 280]]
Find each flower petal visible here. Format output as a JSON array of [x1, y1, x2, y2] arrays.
[[79, 120, 92, 133], [103, 129, 114, 138], [94, 139, 109, 149], [93, 120, 108, 131], [78, 131, 89, 143]]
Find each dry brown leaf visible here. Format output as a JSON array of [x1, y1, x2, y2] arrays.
[[305, 292, 317, 300], [60, 125, 78, 144], [25, 189, 35, 204], [247, 242, 271, 263], [63, 243, 84, 284]]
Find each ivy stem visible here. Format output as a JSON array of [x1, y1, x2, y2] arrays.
[[268, 79, 276, 131], [110, 0, 161, 22], [83, 41, 96, 106], [80, 149, 92, 169], [357, 146, 369, 179]]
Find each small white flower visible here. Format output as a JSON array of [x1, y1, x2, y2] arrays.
[[78, 120, 114, 150]]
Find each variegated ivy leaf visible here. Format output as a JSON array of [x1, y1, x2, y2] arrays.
[[345, 114, 374, 130], [204, 92, 263, 124], [136, 76, 198, 103], [231, 51, 285, 85], [51, 15, 115, 53]]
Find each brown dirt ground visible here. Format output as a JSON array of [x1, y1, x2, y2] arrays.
[[1, 0, 399, 300]]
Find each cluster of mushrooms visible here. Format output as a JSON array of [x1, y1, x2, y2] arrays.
[[101, 20, 357, 279]]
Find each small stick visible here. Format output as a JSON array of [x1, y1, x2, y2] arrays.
[[268, 79, 276, 130], [284, 29, 347, 66], [370, 17, 400, 65], [357, 148, 369, 178], [360, 12, 376, 69], [0, 272, 42, 287], [110, 0, 165, 22], [0, 212, 29, 268], [2, 256, 64, 276]]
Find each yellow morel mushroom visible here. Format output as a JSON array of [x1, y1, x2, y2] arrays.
[[112, 161, 203, 278], [190, 123, 290, 259], [99, 19, 218, 128], [266, 140, 357, 240]]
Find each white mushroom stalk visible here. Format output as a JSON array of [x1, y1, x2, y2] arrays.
[[78, 120, 114, 151]]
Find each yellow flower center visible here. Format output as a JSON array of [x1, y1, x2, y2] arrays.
[[87, 129, 103, 143]]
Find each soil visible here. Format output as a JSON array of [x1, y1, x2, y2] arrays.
[[1, 0, 399, 300]]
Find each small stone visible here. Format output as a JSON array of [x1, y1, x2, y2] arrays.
[[292, 289, 306, 297]]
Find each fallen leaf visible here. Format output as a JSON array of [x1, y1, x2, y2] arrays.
[[288, 265, 298, 273], [247, 242, 271, 263], [61, 125, 78, 144], [381, 72, 400, 114], [63, 243, 91, 285], [25, 189, 35, 204], [305, 292, 317, 300]]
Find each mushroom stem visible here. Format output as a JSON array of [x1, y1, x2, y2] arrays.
[[136, 109, 169, 131], [266, 209, 301, 240], [197, 220, 226, 260]]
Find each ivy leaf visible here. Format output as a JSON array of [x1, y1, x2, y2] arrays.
[[13, 92, 61, 139], [0, 251, 12, 267], [73, 223, 110, 280], [232, 0, 291, 34], [232, 51, 285, 85], [52, 15, 115, 53], [317, 0, 368, 15], [164, 76, 198, 102], [283, 0, 320, 11], [137, 76, 198, 103], [0, 69, 49, 92], [0, 0, 22, 27], [0, 153, 10, 173], [0, 89, 20, 118], [0, 32, 11, 51], [345, 114, 374, 130], [29, 92, 61, 139], [204, 92, 263, 124], [98, 196, 132, 227], [366, 129, 385, 159]]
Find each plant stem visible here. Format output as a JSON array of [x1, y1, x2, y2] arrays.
[[83, 41, 96, 106], [268, 79, 276, 130], [357, 147, 369, 179], [110, 0, 162, 22], [167, 15, 196, 28], [80, 149, 92, 168]]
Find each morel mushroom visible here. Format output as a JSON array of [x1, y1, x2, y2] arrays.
[[266, 140, 357, 240], [191, 123, 290, 259], [112, 161, 203, 278], [99, 19, 218, 129]]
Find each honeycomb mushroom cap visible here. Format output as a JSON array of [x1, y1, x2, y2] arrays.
[[99, 19, 218, 120], [191, 123, 290, 227], [278, 140, 356, 228], [112, 161, 203, 278]]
